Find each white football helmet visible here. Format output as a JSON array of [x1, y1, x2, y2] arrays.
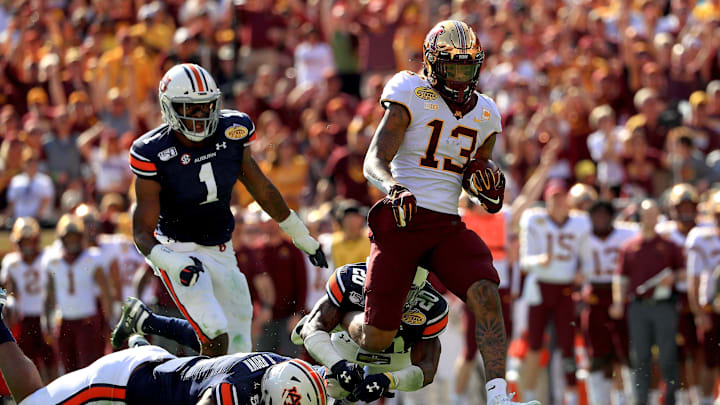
[[158, 63, 221, 142], [261, 359, 328, 405]]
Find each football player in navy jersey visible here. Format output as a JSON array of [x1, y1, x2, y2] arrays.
[[0, 289, 328, 405], [293, 265, 445, 403], [122, 63, 327, 357]]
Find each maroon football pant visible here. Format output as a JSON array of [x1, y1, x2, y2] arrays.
[[581, 284, 629, 369], [365, 202, 499, 331], [528, 281, 577, 385], [18, 316, 56, 370], [676, 293, 700, 363], [57, 316, 104, 372], [461, 288, 512, 361]]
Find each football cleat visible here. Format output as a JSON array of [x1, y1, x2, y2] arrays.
[[129, 335, 151, 348], [111, 297, 152, 349]]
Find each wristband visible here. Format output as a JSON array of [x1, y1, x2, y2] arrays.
[[278, 210, 310, 240], [385, 365, 424, 391], [148, 244, 188, 272], [304, 330, 345, 368]]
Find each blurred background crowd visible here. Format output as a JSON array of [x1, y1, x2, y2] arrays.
[[0, 0, 719, 403]]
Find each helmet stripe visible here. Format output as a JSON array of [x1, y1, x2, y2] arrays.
[[181, 65, 196, 92], [453, 21, 466, 49], [199, 68, 210, 91], [186, 64, 205, 92], [287, 360, 327, 405]]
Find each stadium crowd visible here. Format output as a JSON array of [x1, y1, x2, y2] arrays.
[[0, 0, 719, 404]]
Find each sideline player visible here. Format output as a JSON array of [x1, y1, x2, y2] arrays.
[[352, 20, 536, 405], [0, 217, 56, 382], [582, 201, 637, 405], [0, 289, 327, 405], [128, 63, 327, 356], [686, 191, 720, 405], [518, 180, 592, 404], [294, 265, 445, 402]]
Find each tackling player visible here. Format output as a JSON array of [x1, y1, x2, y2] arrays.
[[352, 20, 536, 405], [0, 288, 328, 405], [519, 180, 592, 405], [686, 191, 720, 405], [128, 63, 327, 356], [582, 201, 637, 405], [0, 217, 56, 382], [293, 265, 445, 403]]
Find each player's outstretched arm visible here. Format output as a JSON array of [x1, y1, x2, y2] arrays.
[[363, 103, 410, 195], [239, 148, 328, 267], [0, 289, 45, 403]]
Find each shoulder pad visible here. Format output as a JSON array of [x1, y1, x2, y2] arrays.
[[129, 127, 169, 178], [326, 263, 366, 308], [219, 110, 256, 143], [380, 71, 431, 111]]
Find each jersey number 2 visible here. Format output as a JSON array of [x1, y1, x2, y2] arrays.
[[420, 119, 478, 174], [199, 162, 219, 205]]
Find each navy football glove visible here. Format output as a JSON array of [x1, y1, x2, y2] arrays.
[[308, 248, 328, 268], [351, 373, 395, 403], [329, 360, 364, 393], [179, 256, 205, 287]]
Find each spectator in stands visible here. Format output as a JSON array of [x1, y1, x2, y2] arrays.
[[328, 199, 369, 268], [294, 24, 334, 89], [6, 151, 54, 222], [259, 139, 308, 212]]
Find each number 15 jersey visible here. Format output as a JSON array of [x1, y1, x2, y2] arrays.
[[380, 71, 502, 215]]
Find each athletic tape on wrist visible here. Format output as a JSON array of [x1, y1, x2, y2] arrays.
[[304, 330, 345, 369], [387, 365, 424, 391]]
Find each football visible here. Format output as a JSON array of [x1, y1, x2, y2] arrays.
[[462, 158, 500, 193]]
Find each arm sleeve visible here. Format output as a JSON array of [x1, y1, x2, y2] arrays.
[[325, 269, 345, 307], [519, 212, 545, 272], [686, 232, 707, 276]]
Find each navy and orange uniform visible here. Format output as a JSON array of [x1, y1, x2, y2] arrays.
[[127, 352, 308, 405], [129, 110, 256, 246], [324, 263, 448, 371]]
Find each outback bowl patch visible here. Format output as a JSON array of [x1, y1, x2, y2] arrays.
[[225, 124, 249, 140], [414, 87, 439, 101], [401, 310, 426, 325]]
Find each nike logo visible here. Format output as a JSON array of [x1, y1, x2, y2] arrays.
[[488, 385, 496, 391], [481, 195, 501, 205]]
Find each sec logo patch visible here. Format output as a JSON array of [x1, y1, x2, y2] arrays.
[[401, 310, 426, 325], [180, 153, 191, 165], [414, 87, 439, 101], [225, 124, 248, 140]]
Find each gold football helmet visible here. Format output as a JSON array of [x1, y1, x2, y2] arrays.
[[56, 214, 85, 237], [10, 217, 40, 243], [423, 20, 484, 104], [568, 183, 598, 210], [668, 183, 699, 206]]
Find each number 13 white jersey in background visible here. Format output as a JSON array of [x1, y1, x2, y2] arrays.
[[380, 71, 502, 215], [686, 226, 720, 306], [586, 223, 638, 283], [519, 207, 593, 283]]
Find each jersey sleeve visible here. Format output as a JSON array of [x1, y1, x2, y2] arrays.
[[421, 288, 449, 339], [478, 94, 503, 141], [685, 229, 708, 276], [380, 71, 415, 115], [129, 140, 159, 179], [220, 110, 257, 146], [325, 263, 365, 310], [213, 382, 240, 405], [519, 210, 545, 272]]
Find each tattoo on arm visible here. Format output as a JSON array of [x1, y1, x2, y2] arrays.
[[239, 148, 291, 221], [466, 279, 507, 380], [363, 103, 410, 194]]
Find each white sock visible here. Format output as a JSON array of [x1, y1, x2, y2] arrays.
[[611, 389, 625, 405], [564, 391, 578, 405], [486, 378, 508, 405], [587, 372, 609, 405], [702, 395, 714, 405], [450, 392, 467, 404], [650, 389, 661, 405], [621, 366, 634, 401], [676, 389, 689, 405], [524, 390, 537, 401]]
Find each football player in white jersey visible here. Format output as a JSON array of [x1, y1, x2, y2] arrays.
[[686, 191, 720, 405], [656, 183, 701, 404], [0, 217, 56, 382], [44, 214, 112, 372], [582, 201, 637, 405], [519, 179, 592, 405], [353, 20, 536, 405]]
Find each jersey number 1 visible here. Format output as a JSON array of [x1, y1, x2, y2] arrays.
[[199, 162, 219, 205]]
